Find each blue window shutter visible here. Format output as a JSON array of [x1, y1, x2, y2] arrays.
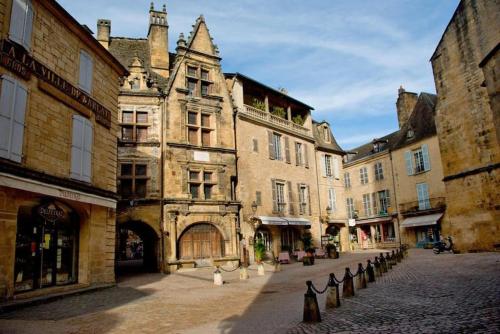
[[422, 144, 431, 171], [9, 0, 26, 46], [10, 81, 28, 162], [71, 115, 84, 180], [0, 76, 16, 159], [23, 1, 34, 49], [82, 119, 93, 182], [405, 151, 413, 175]]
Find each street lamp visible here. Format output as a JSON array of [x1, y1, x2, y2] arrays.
[[249, 201, 260, 230], [251, 201, 258, 214]]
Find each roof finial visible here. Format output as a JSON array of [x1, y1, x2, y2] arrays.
[[163, 4, 166, 12], [177, 33, 186, 48], [398, 85, 405, 95], [150, 2, 154, 11]]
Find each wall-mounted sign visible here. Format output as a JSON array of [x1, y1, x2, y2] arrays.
[[0, 39, 111, 128], [37, 203, 66, 223]]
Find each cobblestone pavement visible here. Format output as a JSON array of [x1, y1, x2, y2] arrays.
[[0, 249, 498, 334], [288, 250, 500, 334]]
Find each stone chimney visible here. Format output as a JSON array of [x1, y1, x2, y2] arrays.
[[396, 86, 418, 128], [148, 3, 169, 78], [96, 19, 111, 49]]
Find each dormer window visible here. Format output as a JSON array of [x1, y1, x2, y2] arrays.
[[407, 129, 415, 139], [323, 126, 330, 142], [186, 65, 212, 97]]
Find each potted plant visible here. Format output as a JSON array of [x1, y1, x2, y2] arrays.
[[254, 240, 266, 276], [301, 232, 315, 266], [325, 243, 337, 258]]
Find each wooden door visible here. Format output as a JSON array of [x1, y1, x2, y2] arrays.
[[179, 224, 223, 260]]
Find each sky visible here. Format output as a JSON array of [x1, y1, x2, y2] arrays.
[[58, 0, 459, 149]]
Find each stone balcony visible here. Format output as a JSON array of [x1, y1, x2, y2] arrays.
[[399, 197, 446, 217], [240, 104, 311, 137]]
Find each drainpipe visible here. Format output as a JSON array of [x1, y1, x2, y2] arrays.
[[314, 146, 323, 245], [389, 150, 402, 247]]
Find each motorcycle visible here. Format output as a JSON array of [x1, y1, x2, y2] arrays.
[[433, 236, 454, 254]]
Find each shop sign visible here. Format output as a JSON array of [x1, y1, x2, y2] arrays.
[[0, 39, 111, 128], [37, 203, 66, 223], [348, 219, 356, 227]]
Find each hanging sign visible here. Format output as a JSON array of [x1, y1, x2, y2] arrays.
[[37, 203, 66, 223]]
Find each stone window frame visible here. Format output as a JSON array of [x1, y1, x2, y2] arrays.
[[185, 63, 213, 97], [324, 154, 333, 177], [120, 107, 151, 143], [188, 167, 217, 200], [374, 161, 384, 181], [359, 166, 369, 185], [118, 161, 150, 198], [346, 197, 355, 219], [362, 193, 372, 217], [344, 172, 351, 189], [186, 109, 214, 147]]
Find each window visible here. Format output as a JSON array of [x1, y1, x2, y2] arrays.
[[295, 142, 303, 166], [417, 183, 430, 210], [299, 184, 308, 214], [272, 180, 286, 213], [9, 0, 34, 49], [328, 188, 336, 211], [0, 76, 28, 163], [120, 109, 149, 142], [405, 144, 431, 175], [79, 50, 93, 94], [187, 111, 213, 147], [185, 65, 212, 97], [323, 126, 330, 142], [255, 191, 262, 206], [360, 167, 368, 185], [377, 190, 390, 214], [362, 194, 372, 217], [70, 115, 93, 183], [344, 172, 351, 188], [252, 138, 258, 152], [188, 170, 216, 200], [268, 132, 282, 160], [118, 162, 149, 198], [346, 198, 355, 219], [333, 157, 339, 179], [323, 154, 333, 177], [374, 162, 384, 181]]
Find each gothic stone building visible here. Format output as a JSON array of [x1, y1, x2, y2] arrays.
[[100, 4, 239, 272], [0, 0, 126, 299]]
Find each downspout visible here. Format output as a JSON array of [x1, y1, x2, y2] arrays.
[[314, 145, 323, 245], [389, 149, 402, 247]]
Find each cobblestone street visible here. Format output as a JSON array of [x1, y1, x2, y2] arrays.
[[0, 249, 499, 334]]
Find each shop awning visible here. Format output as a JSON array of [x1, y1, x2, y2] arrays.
[[257, 216, 288, 226], [401, 213, 443, 228], [285, 218, 311, 227], [355, 216, 392, 225], [328, 219, 347, 225]]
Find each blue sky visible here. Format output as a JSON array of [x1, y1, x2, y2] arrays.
[[59, 0, 459, 149]]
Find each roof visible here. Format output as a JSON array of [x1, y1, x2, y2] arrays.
[[108, 37, 175, 87], [391, 93, 437, 150], [345, 130, 400, 164], [224, 72, 314, 110], [312, 120, 345, 154], [40, 1, 128, 76], [430, 1, 463, 61]]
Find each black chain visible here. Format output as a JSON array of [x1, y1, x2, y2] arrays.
[[311, 280, 329, 294], [217, 265, 240, 273]]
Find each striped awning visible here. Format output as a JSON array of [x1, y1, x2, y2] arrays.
[[401, 213, 443, 228], [355, 216, 393, 225]]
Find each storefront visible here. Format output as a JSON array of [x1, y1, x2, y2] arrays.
[[322, 220, 349, 252], [354, 216, 399, 249], [401, 213, 443, 248]]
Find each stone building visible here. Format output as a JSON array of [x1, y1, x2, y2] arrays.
[[312, 121, 349, 251], [0, 0, 127, 299], [226, 73, 320, 261], [97, 6, 168, 273], [430, 0, 500, 252], [391, 89, 447, 248], [343, 133, 400, 250]]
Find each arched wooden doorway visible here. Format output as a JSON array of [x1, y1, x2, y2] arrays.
[[116, 220, 158, 275], [178, 223, 224, 264]]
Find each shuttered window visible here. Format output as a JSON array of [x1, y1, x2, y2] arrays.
[[362, 193, 372, 217], [71, 115, 93, 183], [346, 198, 355, 219], [0, 76, 28, 163], [417, 183, 430, 210], [79, 50, 93, 94], [9, 0, 34, 49], [328, 188, 336, 211], [333, 157, 339, 179], [360, 167, 368, 184], [405, 144, 431, 175], [344, 172, 351, 188]]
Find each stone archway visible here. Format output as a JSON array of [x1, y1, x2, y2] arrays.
[[116, 220, 159, 275]]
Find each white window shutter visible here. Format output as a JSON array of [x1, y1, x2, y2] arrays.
[[79, 51, 93, 93], [9, 0, 26, 46], [22, 1, 34, 49], [333, 157, 339, 179], [321, 154, 326, 177], [405, 151, 413, 175], [422, 144, 431, 171], [0, 77, 16, 159], [82, 120, 93, 182], [10, 82, 28, 162], [71, 115, 84, 179]]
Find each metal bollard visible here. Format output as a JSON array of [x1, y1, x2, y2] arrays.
[[239, 266, 249, 280], [399, 246, 405, 260], [366, 259, 375, 282], [391, 250, 397, 266], [356, 263, 367, 289], [374, 256, 382, 277], [396, 249, 402, 263], [275, 257, 281, 272], [385, 252, 392, 270], [380, 253, 388, 273], [214, 266, 223, 286], [342, 267, 355, 298], [326, 273, 341, 308], [303, 280, 321, 323]]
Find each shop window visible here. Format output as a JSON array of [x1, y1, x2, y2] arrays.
[[118, 162, 149, 198]]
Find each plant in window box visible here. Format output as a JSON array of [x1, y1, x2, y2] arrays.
[[271, 106, 286, 119], [301, 232, 315, 266], [251, 98, 266, 111], [254, 240, 266, 276], [292, 114, 305, 126]]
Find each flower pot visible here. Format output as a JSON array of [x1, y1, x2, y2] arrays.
[[257, 263, 265, 276], [303, 255, 314, 266]]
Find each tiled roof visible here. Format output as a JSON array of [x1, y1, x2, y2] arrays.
[[345, 131, 400, 163], [312, 120, 344, 154]]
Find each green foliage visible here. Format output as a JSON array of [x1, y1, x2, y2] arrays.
[[254, 241, 266, 262], [292, 114, 305, 125], [251, 98, 266, 111], [271, 106, 286, 118], [301, 231, 313, 250]]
